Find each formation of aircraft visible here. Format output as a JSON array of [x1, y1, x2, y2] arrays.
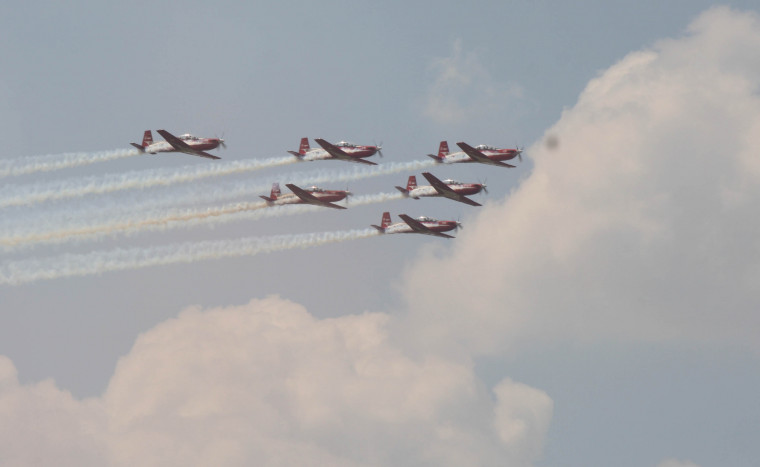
[[428, 141, 522, 168], [395, 172, 486, 207], [371, 212, 461, 239], [130, 130, 225, 160], [287, 137, 382, 165], [260, 183, 350, 210], [127, 131, 524, 239]]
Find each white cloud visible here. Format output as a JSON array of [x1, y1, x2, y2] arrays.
[[0, 356, 107, 467], [493, 379, 553, 464], [422, 39, 523, 125], [401, 6, 760, 355], [0, 297, 552, 466]]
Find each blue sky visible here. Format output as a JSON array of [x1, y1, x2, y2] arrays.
[[1, 2, 759, 466]]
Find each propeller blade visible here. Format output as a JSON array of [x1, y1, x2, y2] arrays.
[[478, 177, 488, 194]]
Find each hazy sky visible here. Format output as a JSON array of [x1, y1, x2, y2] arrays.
[[1, 2, 759, 466]]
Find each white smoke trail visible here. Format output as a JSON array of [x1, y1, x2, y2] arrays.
[[131, 158, 435, 212], [0, 159, 434, 249], [0, 148, 142, 178], [0, 192, 405, 250], [0, 158, 435, 210], [0, 229, 379, 286], [0, 155, 300, 209]]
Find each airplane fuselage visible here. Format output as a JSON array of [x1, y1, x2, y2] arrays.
[[437, 148, 520, 164], [301, 145, 379, 162], [266, 189, 348, 206], [145, 135, 222, 154], [385, 218, 459, 235], [408, 183, 483, 199]]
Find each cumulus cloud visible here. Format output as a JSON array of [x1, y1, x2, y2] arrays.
[[0, 357, 107, 466], [0, 297, 552, 466], [422, 39, 523, 125], [402, 6, 760, 355]]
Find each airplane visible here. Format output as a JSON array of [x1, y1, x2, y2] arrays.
[[427, 141, 521, 168], [395, 172, 486, 207], [259, 182, 350, 210], [287, 137, 381, 165], [371, 211, 461, 239], [130, 129, 225, 160]]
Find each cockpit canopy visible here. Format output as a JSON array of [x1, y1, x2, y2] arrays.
[[335, 141, 356, 148], [475, 144, 497, 150], [417, 216, 437, 222], [179, 134, 199, 141], [307, 186, 323, 192], [442, 179, 462, 185]]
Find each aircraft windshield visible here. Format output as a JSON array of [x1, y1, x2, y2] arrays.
[[335, 141, 355, 147], [443, 179, 461, 185], [475, 144, 496, 150]]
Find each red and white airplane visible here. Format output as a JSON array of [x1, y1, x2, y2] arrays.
[[130, 129, 225, 160], [371, 211, 461, 239], [427, 141, 521, 168], [287, 137, 381, 165], [259, 182, 350, 210], [395, 172, 486, 207]]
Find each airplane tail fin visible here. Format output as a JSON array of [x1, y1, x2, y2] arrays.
[[427, 141, 449, 162], [130, 130, 153, 152], [394, 175, 417, 196], [439, 141, 449, 157], [288, 137, 310, 157], [260, 183, 281, 203], [407, 175, 417, 191], [371, 211, 392, 232], [395, 175, 417, 196]]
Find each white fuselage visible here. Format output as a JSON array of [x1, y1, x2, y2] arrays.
[[384, 223, 419, 234], [438, 150, 472, 163], [144, 141, 175, 154], [301, 149, 331, 161], [407, 186, 439, 198], [267, 193, 301, 206]]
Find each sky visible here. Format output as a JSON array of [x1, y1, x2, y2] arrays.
[[1, 1, 759, 466]]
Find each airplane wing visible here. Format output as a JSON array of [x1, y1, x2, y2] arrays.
[[421, 172, 482, 207], [398, 214, 455, 238], [455, 142, 515, 168], [314, 138, 377, 165], [157, 129, 221, 160], [285, 184, 347, 210]]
